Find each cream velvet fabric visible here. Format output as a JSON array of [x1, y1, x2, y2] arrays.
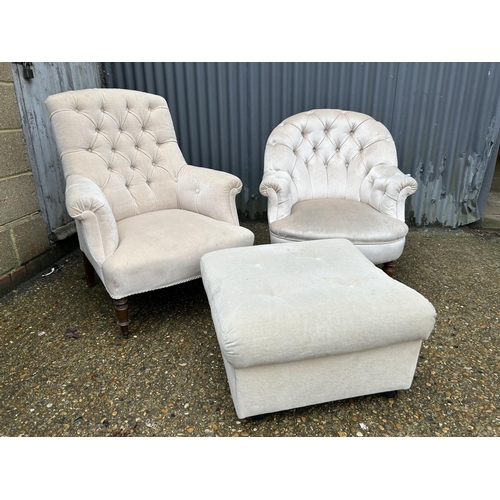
[[259, 109, 418, 263], [270, 199, 408, 243], [102, 210, 254, 298], [201, 239, 436, 418], [46, 89, 185, 222], [201, 239, 436, 369], [46, 88, 254, 299], [223, 341, 423, 418]]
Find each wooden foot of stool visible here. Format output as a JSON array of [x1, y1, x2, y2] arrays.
[[380, 390, 398, 399]]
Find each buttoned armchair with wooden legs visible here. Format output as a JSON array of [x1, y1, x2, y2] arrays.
[[259, 109, 418, 276], [46, 88, 254, 335]]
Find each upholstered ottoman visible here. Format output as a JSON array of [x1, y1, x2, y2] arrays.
[[200, 239, 436, 419]]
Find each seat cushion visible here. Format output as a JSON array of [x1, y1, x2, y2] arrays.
[[101, 209, 255, 298], [201, 239, 436, 369], [269, 199, 408, 245]]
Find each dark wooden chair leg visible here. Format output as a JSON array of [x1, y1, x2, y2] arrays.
[[83, 252, 129, 336], [113, 298, 130, 336], [82, 252, 96, 288], [382, 260, 396, 277]]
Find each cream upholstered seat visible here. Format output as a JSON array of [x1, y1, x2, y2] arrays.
[[201, 239, 436, 418], [259, 109, 418, 275], [46, 88, 254, 334]]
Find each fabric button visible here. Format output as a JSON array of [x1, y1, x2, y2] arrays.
[[195, 188, 200, 194]]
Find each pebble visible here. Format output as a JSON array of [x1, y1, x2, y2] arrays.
[[0, 224, 499, 437]]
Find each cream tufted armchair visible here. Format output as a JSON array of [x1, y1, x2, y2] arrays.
[[259, 109, 418, 276], [46, 88, 254, 334]]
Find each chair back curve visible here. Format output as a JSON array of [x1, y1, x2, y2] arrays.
[[264, 109, 399, 205], [45, 88, 187, 222]]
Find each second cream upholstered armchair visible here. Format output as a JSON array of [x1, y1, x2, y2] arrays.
[[259, 109, 418, 276], [46, 88, 254, 335]]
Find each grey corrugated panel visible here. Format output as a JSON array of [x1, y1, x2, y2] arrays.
[[101, 62, 500, 225], [392, 62, 500, 226], [102, 62, 402, 218]]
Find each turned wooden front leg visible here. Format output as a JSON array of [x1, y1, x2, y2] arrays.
[[113, 298, 130, 336], [82, 252, 96, 288], [382, 260, 396, 277]]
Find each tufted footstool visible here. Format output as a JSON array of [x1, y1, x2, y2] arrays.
[[200, 239, 436, 419]]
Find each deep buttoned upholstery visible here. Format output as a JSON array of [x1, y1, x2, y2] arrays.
[[259, 109, 417, 269], [46, 88, 254, 332]]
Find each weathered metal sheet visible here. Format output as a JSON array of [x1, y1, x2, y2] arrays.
[[12, 62, 102, 240], [102, 62, 500, 226], [391, 62, 500, 227]]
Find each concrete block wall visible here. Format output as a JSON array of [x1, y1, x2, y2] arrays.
[[0, 63, 76, 296]]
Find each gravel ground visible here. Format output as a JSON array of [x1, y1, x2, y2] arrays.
[[0, 222, 499, 438]]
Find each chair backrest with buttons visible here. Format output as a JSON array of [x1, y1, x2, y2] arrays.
[[264, 109, 398, 206], [46, 88, 186, 222]]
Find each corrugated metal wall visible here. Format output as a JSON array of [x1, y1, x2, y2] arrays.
[[101, 62, 500, 226], [391, 63, 500, 226]]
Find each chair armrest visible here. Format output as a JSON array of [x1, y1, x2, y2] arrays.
[[363, 165, 418, 221], [177, 165, 243, 225], [259, 171, 293, 223], [65, 175, 119, 264]]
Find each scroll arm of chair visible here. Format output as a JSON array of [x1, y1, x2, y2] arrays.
[[178, 165, 244, 225], [65, 175, 119, 264], [259, 171, 293, 223], [366, 165, 418, 221]]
